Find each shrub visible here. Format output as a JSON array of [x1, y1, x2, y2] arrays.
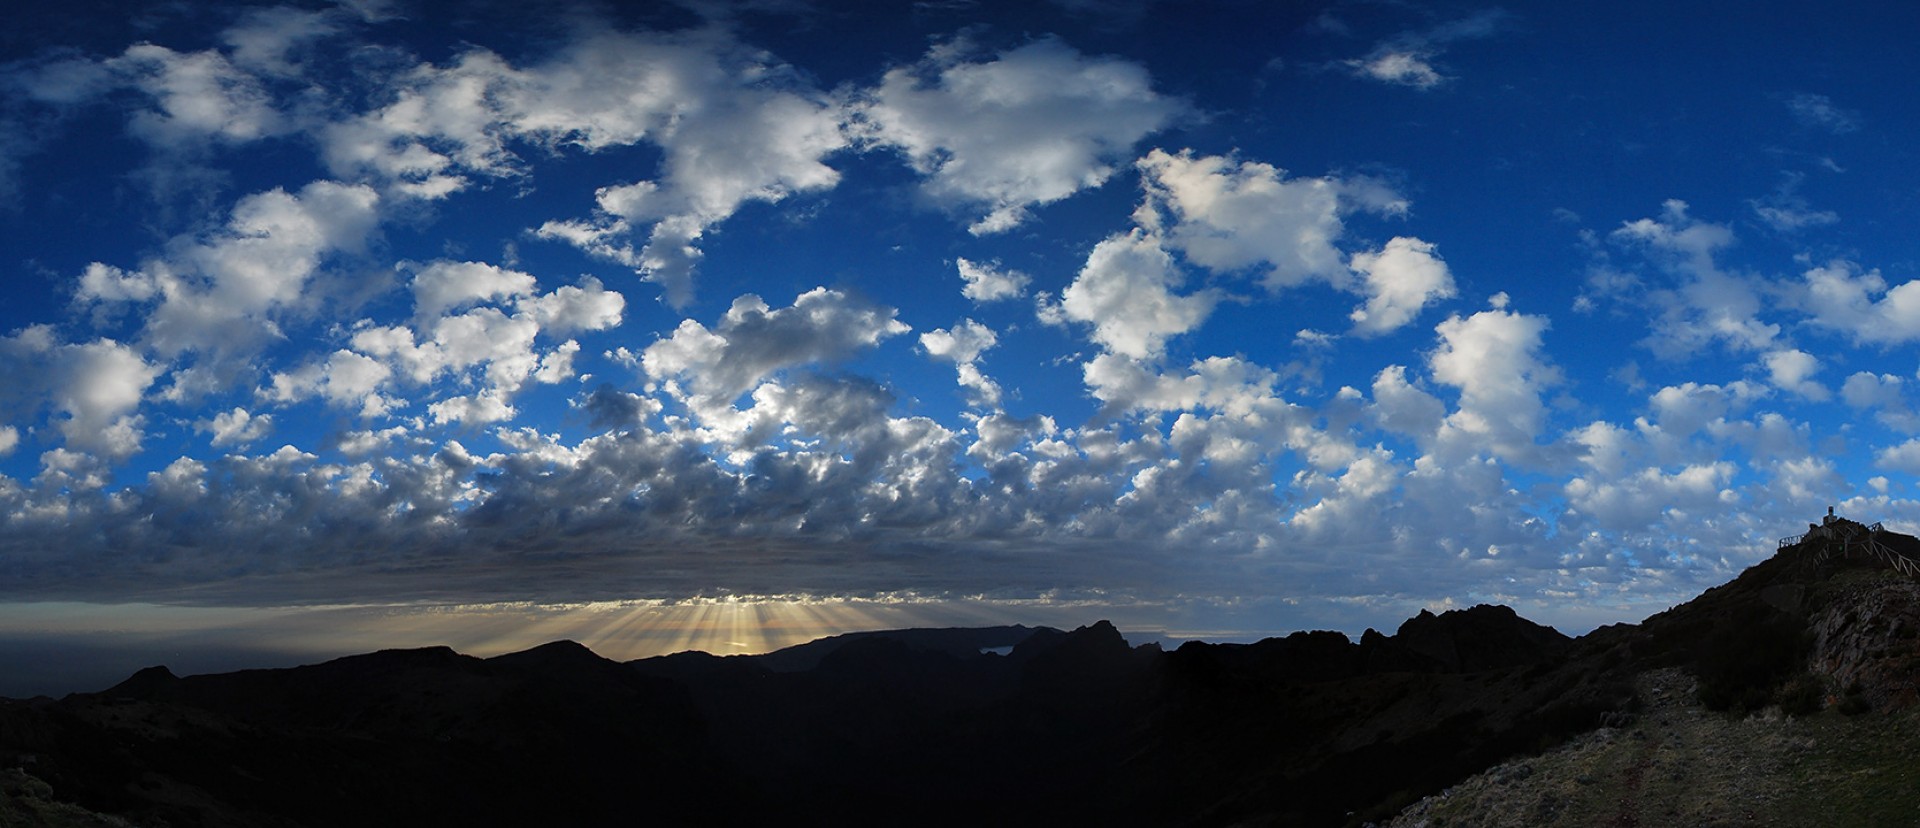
[[1776, 673, 1824, 717], [1694, 606, 1811, 713], [1837, 682, 1872, 716]]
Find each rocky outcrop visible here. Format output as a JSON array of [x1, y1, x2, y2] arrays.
[[1810, 576, 1920, 709]]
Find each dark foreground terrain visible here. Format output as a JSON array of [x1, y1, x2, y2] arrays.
[[4, 522, 1919, 827]]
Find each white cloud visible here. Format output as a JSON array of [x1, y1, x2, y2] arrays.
[[956, 258, 1031, 303], [1135, 148, 1404, 290], [921, 320, 1002, 407], [1788, 93, 1860, 134], [409, 260, 537, 321], [1083, 354, 1287, 418], [35, 447, 109, 491], [521, 277, 625, 335], [0, 426, 18, 457], [1875, 438, 1920, 475], [1368, 365, 1446, 446], [1761, 348, 1828, 401], [1060, 231, 1216, 359], [1428, 306, 1558, 462], [109, 44, 283, 148], [267, 349, 398, 419], [1841, 372, 1920, 432], [1342, 11, 1504, 90], [50, 339, 163, 460], [219, 6, 344, 77], [859, 38, 1178, 234], [1647, 381, 1764, 439], [76, 263, 159, 304], [1565, 462, 1736, 533], [1750, 173, 1838, 233], [1608, 200, 1778, 356], [531, 61, 848, 305], [429, 390, 517, 426], [198, 407, 274, 448], [334, 425, 414, 457], [426, 309, 542, 392], [78, 180, 382, 376], [1348, 236, 1456, 336], [533, 340, 581, 385], [328, 28, 850, 307], [1348, 51, 1445, 89], [335, 270, 619, 417], [1799, 259, 1920, 346], [642, 288, 911, 405]]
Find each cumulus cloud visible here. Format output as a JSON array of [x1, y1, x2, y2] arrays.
[[319, 27, 849, 306], [109, 44, 283, 148], [1608, 200, 1778, 356], [1368, 365, 1446, 446], [285, 265, 625, 420], [1348, 236, 1456, 336], [267, 349, 398, 419], [1875, 438, 1920, 475], [1135, 148, 1405, 289], [408, 260, 537, 321], [956, 258, 1031, 303], [1083, 354, 1289, 419], [1647, 381, 1765, 439], [1059, 231, 1216, 359], [529, 50, 849, 306], [642, 288, 911, 405], [859, 38, 1179, 234], [1761, 348, 1828, 401], [1841, 372, 1920, 432], [0, 332, 153, 473], [1427, 304, 1558, 462], [197, 407, 274, 448], [0, 427, 17, 457], [1798, 259, 1920, 346], [76, 180, 381, 379], [576, 385, 661, 431], [429, 390, 516, 426], [921, 320, 1003, 407], [1565, 462, 1736, 533], [522, 277, 626, 335], [42, 338, 163, 461]]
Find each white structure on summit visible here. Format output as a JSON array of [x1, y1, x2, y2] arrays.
[[1778, 507, 1920, 578]]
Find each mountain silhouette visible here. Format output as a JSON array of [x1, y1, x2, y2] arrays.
[[4, 514, 1918, 826]]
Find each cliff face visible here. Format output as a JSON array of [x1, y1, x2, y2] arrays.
[[1810, 576, 1920, 709]]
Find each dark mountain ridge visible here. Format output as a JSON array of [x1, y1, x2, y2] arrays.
[[4, 516, 1918, 826]]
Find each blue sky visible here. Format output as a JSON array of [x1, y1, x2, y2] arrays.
[[3, 0, 1919, 692]]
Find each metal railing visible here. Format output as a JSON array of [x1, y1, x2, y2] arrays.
[[1781, 518, 1920, 578]]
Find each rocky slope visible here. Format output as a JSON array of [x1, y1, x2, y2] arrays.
[[1384, 522, 1920, 827], [1387, 669, 1920, 827]]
